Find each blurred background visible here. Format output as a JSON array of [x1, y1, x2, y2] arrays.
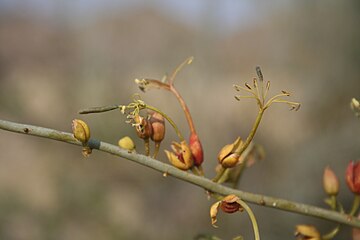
[[0, 0, 360, 239]]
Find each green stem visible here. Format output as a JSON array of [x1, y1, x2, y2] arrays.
[[213, 165, 226, 182], [237, 108, 265, 156], [237, 199, 260, 240], [349, 195, 360, 216], [145, 104, 184, 141], [322, 225, 340, 240], [2, 119, 360, 228]]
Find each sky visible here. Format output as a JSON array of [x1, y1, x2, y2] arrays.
[[0, 0, 289, 33]]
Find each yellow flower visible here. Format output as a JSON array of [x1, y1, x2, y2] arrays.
[[294, 225, 321, 240], [165, 141, 193, 170]]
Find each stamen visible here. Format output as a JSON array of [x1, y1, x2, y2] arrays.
[[256, 66, 263, 82]]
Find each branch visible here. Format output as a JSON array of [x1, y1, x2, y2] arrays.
[[0, 119, 359, 228]]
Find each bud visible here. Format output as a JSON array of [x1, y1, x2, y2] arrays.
[[323, 166, 339, 196], [217, 137, 243, 168], [118, 136, 136, 151], [189, 133, 204, 166], [164, 141, 193, 170], [346, 161, 360, 194], [133, 114, 152, 140], [72, 119, 91, 144], [210, 194, 243, 227], [351, 98, 360, 110], [149, 112, 165, 143], [294, 225, 321, 240]]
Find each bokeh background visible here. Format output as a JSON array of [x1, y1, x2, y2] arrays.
[[0, 1, 360, 239]]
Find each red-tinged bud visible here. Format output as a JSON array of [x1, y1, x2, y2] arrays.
[[150, 112, 165, 143], [323, 166, 339, 196], [346, 161, 360, 194], [189, 133, 203, 166]]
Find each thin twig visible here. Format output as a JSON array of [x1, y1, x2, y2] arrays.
[[1, 119, 360, 228]]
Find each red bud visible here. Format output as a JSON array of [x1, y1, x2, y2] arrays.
[[189, 133, 203, 166], [346, 161, 360, 194]]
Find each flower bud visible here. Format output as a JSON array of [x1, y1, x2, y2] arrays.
[[323, 166, 339, 196], [118, 136, 135, 151], [164, 141, 193, 170], [133, 114, 152, 140], [346, 161, 360, 194], [218, 137, 243, 168], [72, 119, 90, 144], [150, 112, 165, 143], [351, 98, 360, 110], [294, 225, 321, 240], [189, 133, 204, 166]]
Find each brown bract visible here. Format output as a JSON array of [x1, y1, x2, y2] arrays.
[[134, 114, 152, 140], [150, 112, 165, 143], [218, 137, 243, 168], [210, 194, 243, 228]]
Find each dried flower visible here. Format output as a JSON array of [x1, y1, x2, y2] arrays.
[[210, 194, 243, 227], [189, 133, 204, 166], [294, 225, 321, 240], [164, 141, 193, 170], [346, 161, 360, 194], [118, 136, 136, 151], [323, 166, 339, 196], [72, 119, 91, 144], [218, 137, 243, 168], [133, 114, 152, 140], [150, 112, 165, 143]]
